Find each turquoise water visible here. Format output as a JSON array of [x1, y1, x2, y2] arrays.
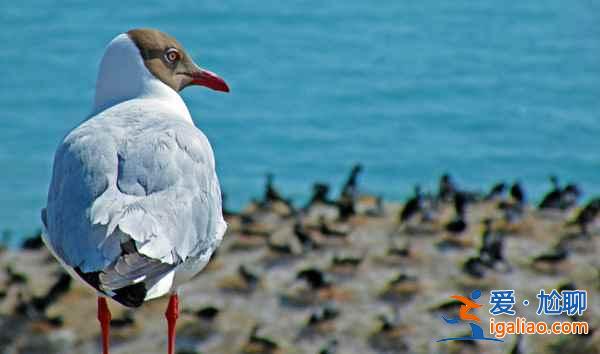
[[1, 1, 599, 240]]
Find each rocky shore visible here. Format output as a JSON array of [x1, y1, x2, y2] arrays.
[[0, 172, 599, 354]]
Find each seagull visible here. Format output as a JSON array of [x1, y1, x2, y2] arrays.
[[41, 28, 229, 354]]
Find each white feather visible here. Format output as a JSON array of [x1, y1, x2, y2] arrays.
[[43, 33, 226, 298]]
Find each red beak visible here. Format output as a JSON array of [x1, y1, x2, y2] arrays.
[[190, 68, 230, 92]]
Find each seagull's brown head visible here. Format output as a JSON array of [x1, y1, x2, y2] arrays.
[[127, 28, 229, 93]]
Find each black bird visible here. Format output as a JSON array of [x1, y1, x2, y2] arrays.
[[194, 306, 220, 321], [557, 282, 577, 293], [510, 181, 525, 205], [445, 192, 467, 235], [510, 334, 523, 354], [532, 244, 569, 265], [331, 254, 363, 268], [567, 198, 600, 235], [386, 244, 410, 258], [110, 310, 135, 329], [377, 314, 395, 332], [340, 164, 363, 200], [31, 271, 72, 312], [21, 231, 44, 250], [243, 325, 279, 354], [307, 304, 340, 326], [267, 239, 294, 255], [336, 195, 355, 221], [438, 173, 456, 202], [560, 183, 582, 209], [304, 183, 335, 210], [479, 219, 505, 268], [263, 173, 296, 213], [318, 339, 338, 354], [297, 268, 331, 290], [399, 185, 422, 224], [319, 216, 348, 238], [294, 221, 317, 251], [264, 173, 284, 203], [462, 256, 486, 278], [5, 265, 28, 286], [539, 176, 563, 209], [239, 265, 260, 286], [484, 182, 506, 201]]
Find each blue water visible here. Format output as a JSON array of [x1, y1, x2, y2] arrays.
[[1, 1, 599, 241]]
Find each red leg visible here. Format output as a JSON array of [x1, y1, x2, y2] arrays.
[[165, 293, 179, 354], [97, 297, 111, 354]]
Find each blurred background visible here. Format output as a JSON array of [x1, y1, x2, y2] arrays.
[[1, 0, 599, 241], [1, 2, 599, 354]]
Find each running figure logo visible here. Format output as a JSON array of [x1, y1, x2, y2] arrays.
[[437, 289, 503, 342]]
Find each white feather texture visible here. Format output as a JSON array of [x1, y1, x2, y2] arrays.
[[42, 33, 226, 300]]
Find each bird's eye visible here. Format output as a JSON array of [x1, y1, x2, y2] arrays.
[[164, 48, 181, 63]]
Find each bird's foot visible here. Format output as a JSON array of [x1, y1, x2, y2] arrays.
[[165, 293, 179, 354], [97, 297, 112, 354]]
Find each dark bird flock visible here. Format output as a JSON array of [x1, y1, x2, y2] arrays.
[[0, 164, 599, 354]]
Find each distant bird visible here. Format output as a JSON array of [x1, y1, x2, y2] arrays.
[[560, 183, 582, 209], [262, 173, 295, 213], [567, 198, 600, 235], [30, 271, 72, 313], [386, 243, 411, 258], [294, 221, 318, 251], [438, 173, 456, 202], [266, 238, 294, 255], [420, 192, 442, 223], [5, 265, 28, 286], [532, 244, 569, 270], [318, 339, 338, 354], [479, 219, 505, 268], [192, 305, 220, 322], [264, 173, 284, 203], [336, 195, 356, 221], [539, 176, 562, 209], [510, 181, 526, 205], [335, 164, 363, 220], [445, 192, 467, 235], [340, 164, 363, 200], [399, 185, 422, 224], [239, 265, 260, 286], [304, 183, 335, 210], [331, 253, 364, 274], [109, 311, 136, 329], [41, 29, 229, 354], [380, 273, 419, 302], [369, 313, 410, 352], [285, 268, 350, 306], [297, 268, 332, 290], [242, 325, 279, 354], [319, 216, 349, 238], [557, 282, 577, 293], [510, 334, 523, 354], [218, 265, 261, 294], [331, 254, 363, 268], [306, 304, 340, 329], [21, 230, 45, 250], [462, 256, 486, 278], [484, 182, 506, 201], [539, 176, 582, 211]]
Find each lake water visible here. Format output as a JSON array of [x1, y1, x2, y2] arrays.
[[1, 1, 599, 241]]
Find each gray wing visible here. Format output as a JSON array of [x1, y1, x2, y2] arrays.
[[43, 112, 226, 303]]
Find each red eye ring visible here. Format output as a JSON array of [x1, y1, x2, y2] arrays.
[[164, 48, 180, 63]]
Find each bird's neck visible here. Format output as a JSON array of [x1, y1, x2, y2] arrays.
[[91, 34, 192, 122]]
